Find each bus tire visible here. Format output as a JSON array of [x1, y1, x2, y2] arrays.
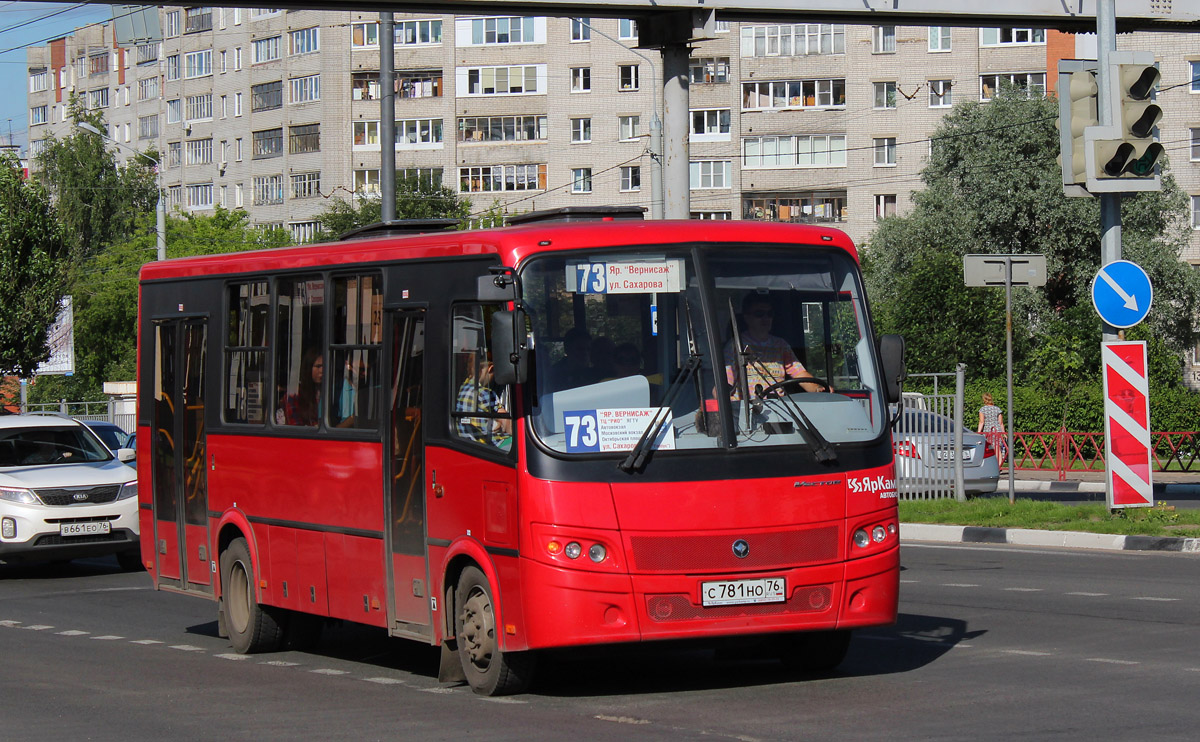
[[779, 629, 852, 673], [220, 537, 284, 654], [454, 565, 535, 696]]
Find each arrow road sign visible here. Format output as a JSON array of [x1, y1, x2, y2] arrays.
[[1091, 260, 1151, 328]]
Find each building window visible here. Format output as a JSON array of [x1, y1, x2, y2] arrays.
[[570, 67, 591, 92], [462, 17, 535, 45], [570, 118, 591, 143], [874, 137, 897, 166], [290, 27, 319, 55], [396, 18, 442, 45], [251, 81, 283, 112], [571, 18, 590, 41], [618, 65, 640, 91], [185, 7, 212, 34], [165, 10, 180, 37], [186, 93, 212, 121], [743, 135, 846, 168], [354, 169, 380, 195], [185, 138, 213, 166], [399, 168, 443, 188], [167, 141, 182, 168], [875, 194, 897, 220], [873, 26, 896, 53], [138, 114, 158, 139], [461, 65, 544, 96], [619, 115, 641, 141], [397, 118, 444, 147], [929, 26, 951, 52], [351, 72, 381, 100], [743, 192, 845, 223], [290, 171, 321, 199], [166, 99, 181, 124], [459, 164, 547, 192], [691, 109, 731, 140], [252, 36, 281, 64], [929, 79, 953, 108], [29, 105, 47, 125], [135, 42, 160, 65], [166, 54, 180, 81], [980, 28, 1046, 46], [289, 74, 320, 103], [458, 115, 547, 143], [1191, 128, 1200, 161], [742, 79, 846, 110], [689, 57, 729, 84], [137, 76, 159, 101], [234, 92, 243, 116], [1192, 195, 1200, 229], [184, 49, 212, 79], [397, 70, 442, 99], [619, 19, 638, 41], [252, 128, 283, 159], [571, 168, 592, 193], [29, 69, 48, 93], [692, 211, 732, 220], [353, 121, 380, 147], [740, 24, 845, 57], [252, 174, 284, 205], [873, 81, 897, 109], [352, 22, 379, 47], [620, 165, 641, 192], [980, 72, 1046, 101], [289, 123, 320, 154], [87, 88, 109, 109], [1192, 62, 1200, 93], [186, 183, 214, 209], [289, 222, 320, 243], [689, 160, 732, 189], [234, 47, 242, 70]]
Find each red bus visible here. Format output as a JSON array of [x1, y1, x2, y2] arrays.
[[136, 209, 906, 695]]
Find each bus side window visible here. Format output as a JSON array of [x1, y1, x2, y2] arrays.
[[329, 274, 383, 429], [449, 304, 512, 450], [275, 275, 326, 427]]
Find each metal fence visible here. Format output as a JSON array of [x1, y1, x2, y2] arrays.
[[20, 400, 136, 436], [894, 366, 968, 502]]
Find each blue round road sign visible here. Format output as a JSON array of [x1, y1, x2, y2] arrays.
[[1091, 260, 1152, 329]]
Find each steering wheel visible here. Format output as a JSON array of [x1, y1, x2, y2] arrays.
[[756, 376, 833, 398]]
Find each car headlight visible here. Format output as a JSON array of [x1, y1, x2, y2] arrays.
[[0, 486, 39, 505], [116, 481, 138, 501]]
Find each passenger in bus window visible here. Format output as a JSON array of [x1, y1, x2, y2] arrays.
[[455, 354, 510, 449], [278, 348, 323, 426], [549, 327, 595, 390], [725, 294, 822, 396], [334, 352, 370, 427]]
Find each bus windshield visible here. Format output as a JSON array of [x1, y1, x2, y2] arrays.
[[522, 245, 886, 456]]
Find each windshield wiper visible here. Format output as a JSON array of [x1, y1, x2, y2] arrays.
[[619, 298, 702, 473], [751, 370, 838, 464], [727, 299, 754, 433]]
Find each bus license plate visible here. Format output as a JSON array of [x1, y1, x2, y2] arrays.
[[701, 577, 786, 607], [60, 522, 111, 537]]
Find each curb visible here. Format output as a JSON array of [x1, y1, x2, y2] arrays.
[[1011, 480, 1107, 493], [901, 523, 1200, 553]]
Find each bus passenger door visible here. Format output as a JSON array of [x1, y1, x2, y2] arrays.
[[151, 319, 213, 594], [385, 311, 430, 635]]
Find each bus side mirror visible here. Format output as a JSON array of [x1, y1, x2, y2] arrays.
[[878, 334, 906, 404], [478, 273, 517, 302], [491, 309, 528, 386]]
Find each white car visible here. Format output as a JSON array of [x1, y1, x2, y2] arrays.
[[0, 414, 140, 568]]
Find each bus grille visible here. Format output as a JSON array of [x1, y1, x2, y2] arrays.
[[628, 526, 839, 573], [34, 485, 121, 506], [645, 586, 833, 622]]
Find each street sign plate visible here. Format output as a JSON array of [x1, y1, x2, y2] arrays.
[[1091, 260, 1151, 328], [1102, 341, 1152, 509], [963, 255, 1047, 287]]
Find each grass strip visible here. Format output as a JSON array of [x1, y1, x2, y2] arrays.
[[898, 497, 1200, 538]]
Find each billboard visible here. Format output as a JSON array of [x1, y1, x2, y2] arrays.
[[35, 297, 75, 376]]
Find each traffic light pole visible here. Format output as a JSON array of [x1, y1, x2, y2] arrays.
[[1097, 0, 1121, 343]]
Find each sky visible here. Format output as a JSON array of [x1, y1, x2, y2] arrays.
[[0, 2, 113, 153]]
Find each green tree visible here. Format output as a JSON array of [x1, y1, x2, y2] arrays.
[[314, 177, 471, 240], [864, 85, 1199, 379], [0, 152, 67, 376]]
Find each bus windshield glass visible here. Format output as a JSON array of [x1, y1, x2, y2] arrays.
[[522, 246, 886, 456]]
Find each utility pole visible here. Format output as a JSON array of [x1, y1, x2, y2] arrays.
[[380, 13, 396, 222]]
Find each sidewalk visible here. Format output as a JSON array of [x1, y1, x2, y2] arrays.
[[901, 468, 1200, 554]]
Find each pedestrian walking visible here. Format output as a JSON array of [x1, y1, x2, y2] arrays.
[[977, 392, 1006, 464]]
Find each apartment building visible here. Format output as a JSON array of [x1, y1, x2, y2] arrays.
[[23, 10, 1200, 254]]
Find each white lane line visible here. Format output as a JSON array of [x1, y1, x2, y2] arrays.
[[418, 687, 457, 694], [310, 669, 350, 676], [0, 620, 22, 627], [900, 579, 920, 584], [1004, 587, 1043, 592], [1001, 649, 1054, 657], [170, 644, 206, 652], [951, 644, 974, 649], [595, 715, 651, 725], [215, 653, 250, 661], [941, 583, 980, 588], [24, 625, 54, 631], [261, 660, 301, 667], [1067, 592, 1109, 597], [1131, 597, 1179, 602], [130, 639, 163, 645], [57, 630, 90, 636], [480, 697, 528, 704], [363, 677, 406, 685], [1086, 658, 1139, 665], [91, 635, 124, 641]]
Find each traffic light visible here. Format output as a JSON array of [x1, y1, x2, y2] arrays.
[[1057, 63, 1098, 190], [1092, 60, 1163, 179]]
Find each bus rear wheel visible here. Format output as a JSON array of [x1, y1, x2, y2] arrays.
[[454, 566, 535, 696], [220, 537, 284, 654]]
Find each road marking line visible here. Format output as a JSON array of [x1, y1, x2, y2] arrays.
[[1067, 592, 1108, 597], [942, 583, 980, 588], [481, 697, 527, 704], [0, 620, 21, 627], [1086, 658, 1139, 665], [900, 579, 919, 584], [1001, 649, 1054, 656], [91, 635, 124, 640], [1004, 587, 1043, 592], [363, 677, 406, 685], [24, 625, 54, 631], [310, 669, 350, 675], [418, 687, 456, 694], [170, 644, 205, 651], [130, 639, 163, 645], [951, 644, 974, 649], [261, 660, 300, 667], [57, 630, 90, 636], [595, 715, 651, 724], [215, 653, 250, 661], [1131, 597, 1178, 602]]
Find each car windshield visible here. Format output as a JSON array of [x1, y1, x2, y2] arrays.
[[521, 245, 887, 456], [86, 424, 127, 450], [0, 425, 114, 467]]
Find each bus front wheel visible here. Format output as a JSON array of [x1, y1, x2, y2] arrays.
[[220, 537, 284, 654], [454, 566, 535, 695]]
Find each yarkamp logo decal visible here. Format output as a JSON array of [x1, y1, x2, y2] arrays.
[[848, 475, 897, 498]]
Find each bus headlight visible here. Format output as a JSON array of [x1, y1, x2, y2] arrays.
[[564, 541, 582, 559], [853, 529, 870, 548], [872, 526, 887, 543], [588, 544, 607, 563]]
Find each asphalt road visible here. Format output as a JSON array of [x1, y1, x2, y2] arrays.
[[2, 545, 1198, 740]]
